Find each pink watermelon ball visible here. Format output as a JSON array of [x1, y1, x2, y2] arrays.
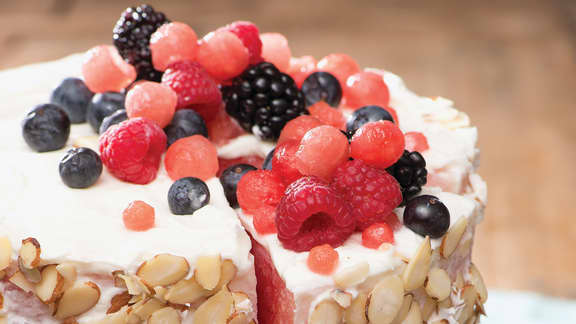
[[317, 53, 360, 87], [197, 30, 250, 81], [260, 33, 292, 72], [126, 81, 177, 128], [287, 56, 317, 88], [150, 22, 198, 71], [344, 71, 390, 109], [82, 45, 136, 93]]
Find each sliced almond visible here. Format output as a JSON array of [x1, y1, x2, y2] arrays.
[[344, 293, 368, 324], [227, 312, 249, 324], [195, 255, 222, 291], [0, 316, 5, 324], [18, 257, 41, 283], [19, 238, 41, 269], [53, 281, 101, 319], [61, 318, 79, 324], [366, 275, 404, 324], [131, 298, 166, 320], [390, 294, 413, 324], [454, 272, 464, 292], [402, 301, 422, 324], [36, 264, 65, 303], [469, 263, 488, 304], [309, 299, 343, 324], [56, 263, 78, 290], [333, 262, 370, 288], [112, 270, 127, 288], [165, 277, 209, 305], [430, 320, 449, 324], [193, 288, 234, 324], [213, 259, 237, 292], [148, 307, 181, 324], [438, 296, 453, 310], [154, 286, 168, 302], [330, 290, 352, 308], [0, 270, 5, 280], [94, 307, 129, 324], [108, 291, 131, 314], [8, 271, 35, 293], [137, 254, 190, 287], [421, 296, 437, 320], [402, 236, 431, 291], [466, 314, 480, 324], [425, 268, 451, 301], [0, 291, 3, 310], [440, 216, 468, 258], [121, 274, 154, 296], [232, 292, 252, 313], [457, 285, 477, 322], [0, 237, 12, 271]]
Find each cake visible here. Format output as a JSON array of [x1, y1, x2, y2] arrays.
[[0, 4, 488, 324]]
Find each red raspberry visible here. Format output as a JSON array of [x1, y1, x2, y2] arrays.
[[221, 21, 263, 64], [237, 170, 286, 214], [362, 223, 395, 249], [161, 61, 222, 120], [271, 140, 303, 185], [350, 120, 405, 169], [332, 159, 402, 230], [276, 177, 355, 252], [99, 118, 167, 185]]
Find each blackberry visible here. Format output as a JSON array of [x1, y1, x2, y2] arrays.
[[222, 62, 308, 140], [387, 150, 428, 205], [113, 4, 169, 81]]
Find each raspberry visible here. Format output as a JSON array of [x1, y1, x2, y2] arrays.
[[197, 30, 250, 81], [237, 170, 286, 214], [287, 56, 317, 88], [99, 118, 166, 185], [350, 121, 405, 169], [123, 200, 155, 231], [404, 131, 429, 152], [277, 115, 323, 145], [161, 61, 222, 120], [333, 159, 402, 230], [308, 102, 346, 130], [164, 135, 219, 181], [276, 177, 355, 252], [317, 54, 360, 87], [82, 45, 136, 93], [253, 205, 278, 235], [271, 141, 303, 185], [295, 126, 349, 181], [260, 33, 291, 72], [307, 244, 339, 275], [125, 81, 177, 128], [150, 22, 198, 71], [344, 71, 390, 109], [362, 223, 395, 249], [221, 21, 263, 64]]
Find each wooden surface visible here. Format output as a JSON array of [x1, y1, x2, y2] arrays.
[[1, 0, 575, 298]]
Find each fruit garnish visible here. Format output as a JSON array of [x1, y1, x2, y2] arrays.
[[271, 140, 303, 185], [123, 200, 155, 231], [343, 71, 390, 109], [403, 195, 450, 238], [220, 164, 258, 208], [87, 92, 125, 133], [301, 71, 342, 107], [168, 177, 210, 215], [50, 78, 94, 124], [346, 105, 396, 137], [350, 120, 405, 169], [287, 56, 317, 88], [99, 109, 127, 134], [22, 104, 70, 153], [387, 150, 428, 205], [82, 45, 137, 93], [404, 131, 429, 153], [220, 21, 263, 64], [125, 81, 177, 128], [260, 33, 291, 72], [307, 244, 339, 275], [317, 53, 360, 86], [164, 135, 218, 181], [164, 109, 208, 147], [59, 147, 103, 189], [197, 30, 250, 81], [237, 170, 285, 214], [150, 22, 198, 71], [277, 115, 323, 145], [308, 101, 346, 130], [252, 205, 278, 235], [362, 223, 395, 249]]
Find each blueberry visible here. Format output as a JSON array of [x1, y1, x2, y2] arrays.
[[22, 104, 70, 152], [99, 109, 128, 134], [262, 148, 275, 170], [59, 147, 103, 188], [346, 105, 395, 136], [219, 164, 257, 208], [168, 177, 210, 215], [403, 195, 450, 238], [301, 72, 342, 107], [87, 92, 125, 133], [164, 109, 208, 147], [50, 78, 94, 123]]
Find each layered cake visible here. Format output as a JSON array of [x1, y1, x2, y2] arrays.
[[0, 4, 487, 324]]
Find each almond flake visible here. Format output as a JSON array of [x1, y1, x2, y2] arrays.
[[53, 281, 101, 319], [309, 300, 343, 324], [454, 272, 464, 292], [154, 286, 168, 302], [390, 294, 413, 324], [430, 320, 449, 324], [212, 259, 237, 292], [440, 216, 468, 258], [195, 255, 222, 290], [165, 277, 209, 305], [148, 307, 181, 324], [421, 296, 437, 320], [438, 296, 453, 310], [8, 271, 35, 293], [131, 298, 166, 320], [56, 263, 78, 290], [402, 236, 432, 291], [333, 262, 370, 288], [0, 270, 5, 280], [457, 284, 477, 322], [0, 237, 12, 271], [469, 263, 488, 304], [193, 288, 234, 324], [0, 291, 3, 310], [120, 274, 154, 296], [61, 318, 79, 324], [344, 293, 368, 324], [107, 291, 131, 314], [330, 290, 352, 308], [227, 312, 250, 324], [93, 307, 129, 324], [425, 268, 451, 301], [232, 292, 252, 313], [402, 300, 422, 324], [136, 254, 190, 287], [0, 316, 6, 324], [19, 238, 41, 269], [112, 270, 126, 288], [36, 264, 65, 304], [18, 257, 41, 283], [366, 275, 404, 324]]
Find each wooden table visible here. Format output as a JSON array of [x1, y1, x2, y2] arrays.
[[2, 0, 575, 298]]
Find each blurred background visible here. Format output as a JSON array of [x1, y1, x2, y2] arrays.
[[1, 0, 575, 304]]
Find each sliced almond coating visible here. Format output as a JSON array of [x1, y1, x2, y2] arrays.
[[227, 312, 249, 324], [19, 238, 41, 269], [457, 285, 477, 322], [0, 316, 5, 324], [333, 262, 370, 288], [131, 298, 166, 320], [136, 254, 190, 287], [402, 236, 431, 291], [425, 268, 451, 301], [344, 293, 368, 324], [165, 276, 209, 305], [0, 270, 5, 280], [466, 314, 479, 324], [94, 307, 129, 324], [330, 290, 352, 308], [366, 275, 404, 324], [454, 272, 464, 292], [154, 286, 168, 302], [430, 320, 449, 324], [0, 291, 4, 310], [421, 296, 437, 320], [112, 270, 126, 288], [213, 259, 237, 292], [18, 257, 41, 283], [469, 263, 488, 304], [232, 292, 252, 313], [193, 288, 234, 324], [8, 271, 35, 293], [0, 237, 12, 271], [56, 263, 78, 290], [437, 296, 453, 310], [309, 299, 343, 324], [440, 216, 468, 258], [148, 307, 181, 324], [36, 264, 65, 303], [402, 301, 422, 324], [475, 299, 487, 316], [108, 291, 131, 314], [195, 255, 222, 290], [53, 281, 101, 319], [390, 294, 413, 324], [121, 274, 154, 296], [62, 317, 79, 324]]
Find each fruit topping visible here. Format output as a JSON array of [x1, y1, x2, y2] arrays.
[[387, 150, 428, 205], [350, 120, 405, 169], [308, 101, 346, 130], [99, 109, 128, 134], [287, 56, 317, 88], [22, 104, 70, 152], [50, 78, 94, 124], [123, 200, 155, 231], [220, 21, 263, 64], [343, 71, 390, 109], [262, 148, 275, 170], [237, 170, 285, 214], [125, 81, 177, 128], [317, 54, 360, 86], [99, 118, 167, 184], [346, 105, 395, 136], [362, 223, 395, 249], [206, 109, 245, 145], [197, 30, 250, 81], [164, 109, 208, 147], [333, 159, 402, 230], [59, 147, 103, 189], [403, 195, 450, 238], [164, 135, 218, 181], [307, 244, 339, 275], [220, 164, 258, 208], [87, 92, 126, 133], [82, 45, 137, 93], [294, 125, 349, 181], [260, 33, 291, 72], [113, 4, 169, 81], [252, 205, 277, 235], [218, 155, 262, 176], [222, 62, 307, 140], [404, 131, 429, 153], [168, 177, 210, 215], [301, 71, 342, 107], [276, 177, 355, 252], [271, 140, 303, 185], [150, 22, 198, 71], [277, 115, 323, 144]]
